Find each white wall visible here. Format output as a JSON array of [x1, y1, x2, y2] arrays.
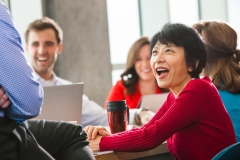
[[169, 0, 199, 26], [227, 0, 240, 47], [200, 0, 227, 21], [140, 0, 169, 38], [10, 0, 42, 51], [2, 0, 10, 7], [106, 0, 141, 84]]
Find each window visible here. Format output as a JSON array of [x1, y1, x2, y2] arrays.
[[106, 0, 141, 85], [169, 0, 199, 26], [227, 0, 240, 46]]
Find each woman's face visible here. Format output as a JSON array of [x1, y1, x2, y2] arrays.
[[134, 44, 155, 82], [150, 41, 190, 92]]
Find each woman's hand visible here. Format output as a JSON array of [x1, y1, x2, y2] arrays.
[[84, 126, 111, 151], [84, 125, 110, 140], [88, 135, 102, 151], [0, 86, 11, 109]]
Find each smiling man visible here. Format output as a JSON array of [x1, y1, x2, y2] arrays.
[[24, 17, 109, 128], [25, 17, 67, 84]]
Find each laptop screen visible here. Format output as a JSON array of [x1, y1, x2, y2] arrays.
[[34, 83, 83, 124], [138, 93, 169, 113]]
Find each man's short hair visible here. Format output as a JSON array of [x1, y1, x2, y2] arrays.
[[25, 17, 63, 44]]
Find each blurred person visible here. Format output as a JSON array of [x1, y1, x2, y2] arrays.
[[105, 37, 168, 110], [0, 1, 94, 160], [24, 17, 108, 128], [24, 17, 148, 127], [193, 21, 240, 142], [84, 23, 236, 160], [106, 37, 169, 125]]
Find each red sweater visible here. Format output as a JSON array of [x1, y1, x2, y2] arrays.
[[105, 80, 162, 109], [100, 77, 236, 160]]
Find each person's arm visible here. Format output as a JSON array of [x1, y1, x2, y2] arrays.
[[81, 94, 108, 128], [0, 2, 43, 122], [99, 81, 210, 152], [85, 100, 169, 151], [85, 97, 168, 139]]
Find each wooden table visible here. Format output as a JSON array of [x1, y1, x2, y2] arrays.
[[94, 142, 174, 160]]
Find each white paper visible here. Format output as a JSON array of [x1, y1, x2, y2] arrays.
[[93, 150, 114, 155]]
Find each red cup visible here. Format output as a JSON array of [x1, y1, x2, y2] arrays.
[[107, 100, 128, 134]]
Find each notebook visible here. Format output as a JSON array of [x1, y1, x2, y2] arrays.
[[34, 83, 84, 124], [138, 93, 169, 113]]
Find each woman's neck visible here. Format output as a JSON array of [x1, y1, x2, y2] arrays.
[[170, 76, 192, 98], [139, 78, 157, 96]]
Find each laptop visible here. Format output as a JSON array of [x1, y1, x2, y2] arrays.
[[34, 83, 84, 124], [138, 93, 169, 113]]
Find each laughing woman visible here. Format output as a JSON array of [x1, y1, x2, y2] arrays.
[[84, 23, 236, 160]]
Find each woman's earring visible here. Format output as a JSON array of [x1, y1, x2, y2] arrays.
[[123, 75, 128, 81], [128, 74, 132, 79], [233, 53, 237, 59], [123, 74, 132, 81], [233, 54, 240, 66]]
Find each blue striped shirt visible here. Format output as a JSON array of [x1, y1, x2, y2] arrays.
[[0, 1, 43, 123]]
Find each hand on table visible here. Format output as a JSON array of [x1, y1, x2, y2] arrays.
[[84, 125, 111, 140], [0, 86, 11, 109], [84, 126, 111, 151]]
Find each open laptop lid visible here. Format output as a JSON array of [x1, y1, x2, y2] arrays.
[[34, 83, 83, 124], [138, 93, 169, 113]]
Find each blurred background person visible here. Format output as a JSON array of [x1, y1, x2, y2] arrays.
[[193, 21, 240, 142], [84, 23, 236, 160], [25, 17, 108, 128], [105, 37, 168, 109], [25, 17, 151, 127]]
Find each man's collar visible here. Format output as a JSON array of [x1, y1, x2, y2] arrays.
[[32, 71, 57, 82], [32, 71, 41, 81]]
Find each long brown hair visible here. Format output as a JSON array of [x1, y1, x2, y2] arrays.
[[120, 37, 150, 95], [193, 21, 240, 93]]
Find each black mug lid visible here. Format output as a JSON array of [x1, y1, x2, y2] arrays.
[[107, 100, 127, 111]]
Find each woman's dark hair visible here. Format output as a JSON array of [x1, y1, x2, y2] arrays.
[[120, 37, 150, 95], [193, 21, 240, 93], [150, 23, 207, 78]]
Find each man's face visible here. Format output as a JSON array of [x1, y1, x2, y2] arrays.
[[26, 28, 62, 78]]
